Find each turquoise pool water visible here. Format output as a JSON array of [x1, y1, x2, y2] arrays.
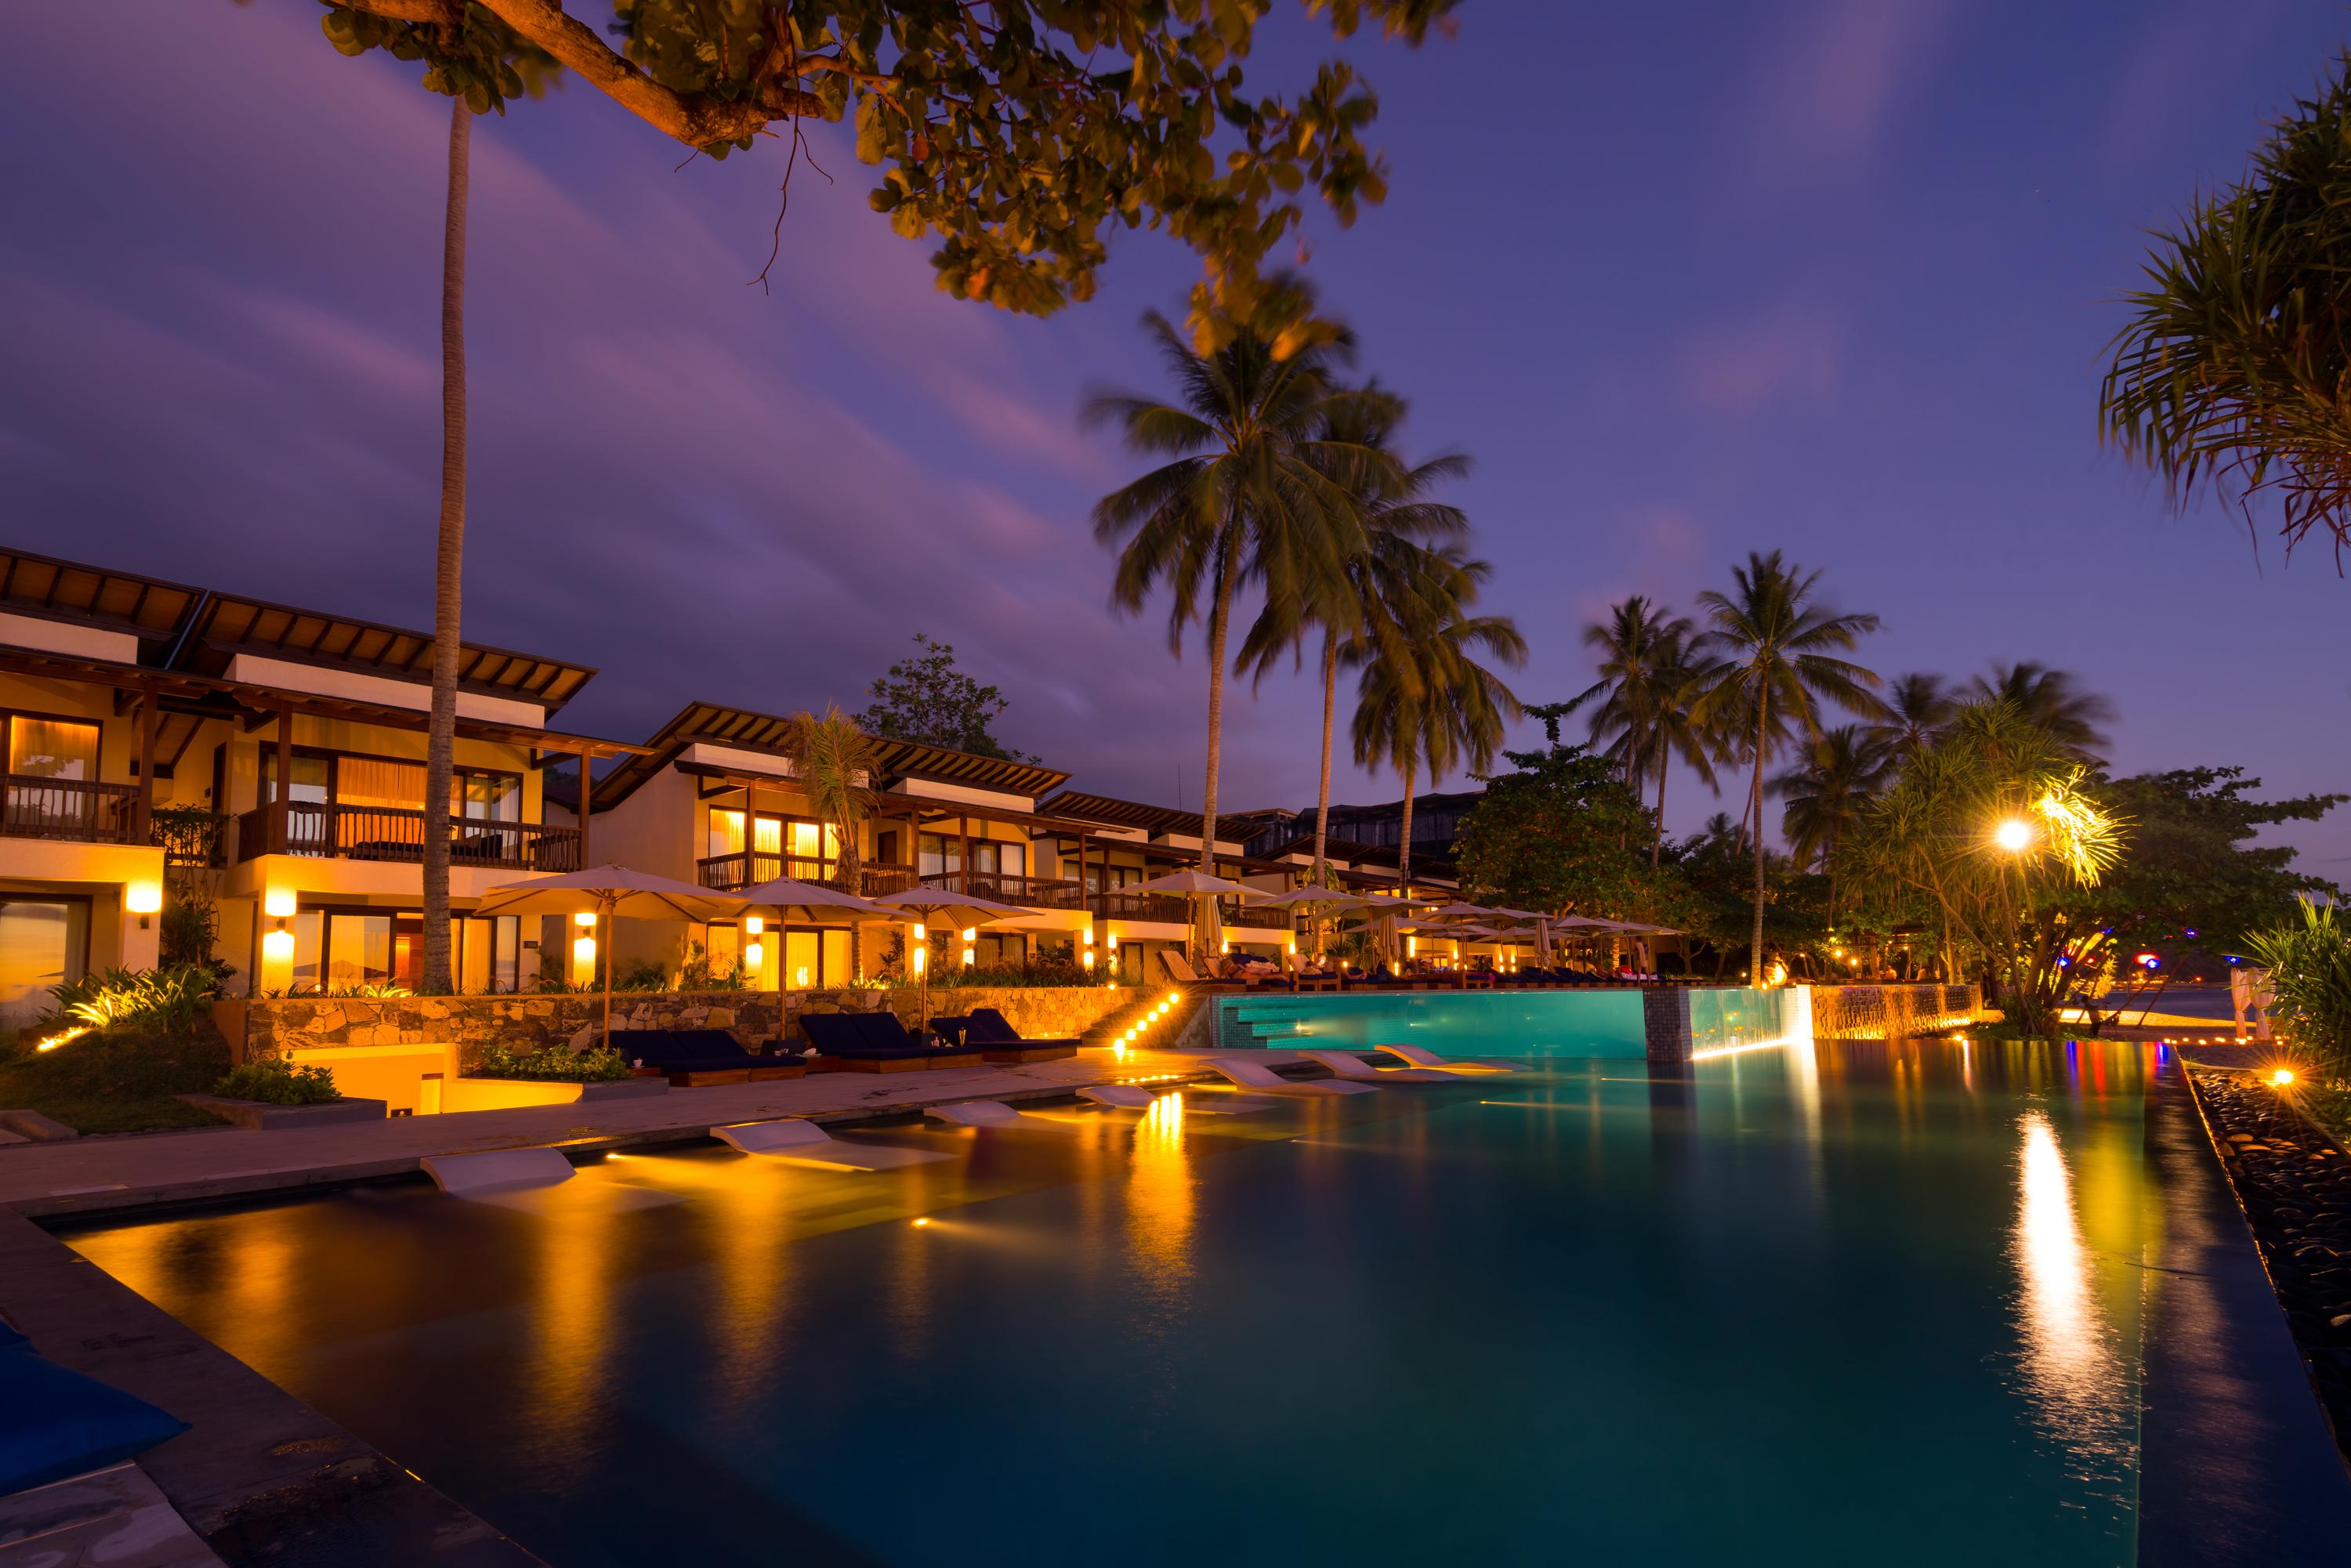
[[67, 1040, 2158, 1566], [1212, 984, 1788, 1056]]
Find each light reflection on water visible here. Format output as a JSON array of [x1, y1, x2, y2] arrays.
[[60, 1041, 2164, 1568], [2009, 1110, 2139, 1501]]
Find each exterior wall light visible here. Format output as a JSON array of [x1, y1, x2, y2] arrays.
[[126, 882, 163, 916], [264, 888, 297, 920]]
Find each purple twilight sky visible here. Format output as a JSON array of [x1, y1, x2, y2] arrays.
[[3, 2, 2347, 871]]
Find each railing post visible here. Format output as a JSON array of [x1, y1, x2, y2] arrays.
[[270, 709, 294, 856], [574, 742, 593, 866], [133, 686, 158, 842]]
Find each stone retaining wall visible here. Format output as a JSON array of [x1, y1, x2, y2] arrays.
[[219, 984, 1145, 1071], [1808, 983, 1982, 1039]]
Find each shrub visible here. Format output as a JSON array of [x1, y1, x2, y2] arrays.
[[215, 1058, 340, 1105], [2248, 902, 2351, 1077], [473, 1043, 633, 1082], [50, 965, 220, 1035]]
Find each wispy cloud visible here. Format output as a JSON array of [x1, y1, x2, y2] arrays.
[[1674, 297, 1846, 411], [1745, 0, 1950, 190]]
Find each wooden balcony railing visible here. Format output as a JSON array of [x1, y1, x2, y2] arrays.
[[1226, 901, 1295, 930], [1090, 889, 1192, 925], [235, 802, 581, 871], [918, 869, 1085, 911], [0, 776, 140, 844], [696, 854, 919, 898]]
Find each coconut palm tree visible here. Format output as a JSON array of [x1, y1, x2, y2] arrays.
[[418, 96, 473, 997], [1572, 597, 1720, 865], [1864, 672, 1955, 763], [1086, 299, 1390, 908], [1770, 725, 1885, 913], [1692, 551, 1884, 984], [1349, 549, 1525, 895], [1961, 662, 2115, 762], [1233, 387, 1469, 886]]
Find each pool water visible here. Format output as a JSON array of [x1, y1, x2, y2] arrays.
[[1209, 984, 1790, 1056], [65, 1040, 2160, 1566]]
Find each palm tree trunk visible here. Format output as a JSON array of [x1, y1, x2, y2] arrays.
[[420, 96, 469, 998], [1197, 532, 1241, 952], [1313, 635, 1336, 885], [1748, 682, 1769, 987], [1651, 745, 1668, 869], [1396, 757, 1416, 897]]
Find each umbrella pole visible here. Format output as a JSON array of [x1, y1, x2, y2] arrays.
[[600, 898, 613, 1050]]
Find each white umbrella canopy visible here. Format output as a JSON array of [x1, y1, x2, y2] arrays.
[[1248, 888, 1373, 911], [1125, 871, 1263, 897], [476, 866, 748, 1048], [730, 877, 898, 925], [868, 886, 1031, 1029], [1426, 900, 1502, 921]]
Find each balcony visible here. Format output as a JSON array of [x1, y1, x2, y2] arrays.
[[1226, 901, 1296, 930], [918, 868, 1086, 911], [0, 776, 141, 845], [1090, 889, 1191, 925], [235, 802, 581, 872], [697, 853, 919, 898]]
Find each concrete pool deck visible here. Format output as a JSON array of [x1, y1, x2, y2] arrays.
[[0, 1048, 1229, 1219]]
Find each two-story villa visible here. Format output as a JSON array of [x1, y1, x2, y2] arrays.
[[0, 548, 639, 1020]]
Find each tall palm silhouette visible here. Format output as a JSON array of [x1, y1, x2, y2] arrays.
[[1864, 672, 1956, 763], [1770, 725, 1886, 914], [1087, 296, 1389, 917], [1349, 550, 1524, 895], [1693, 551, 1884, 984], [1235, 387, 1469, 885], [1573, 596, 1719, 866], [1962, 662, 2115, 762]]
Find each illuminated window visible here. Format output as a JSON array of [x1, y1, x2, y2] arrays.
[[6, 719, 98, 780]]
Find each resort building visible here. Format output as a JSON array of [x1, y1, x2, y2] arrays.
[[0, 548, 639, 1019]]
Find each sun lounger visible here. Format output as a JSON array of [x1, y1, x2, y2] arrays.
[[715, 1118, 954, 1169], [610, 1028, 807, 1086], [421, 1147, 576, 1196], [1374, 1041, 1526, 1074], [1160, 951, 1246, 990], [1204, 1056, 1379, 1095], [1299, 1048, 1455, 1084], [936, 1007, 1078, 1063], [800, 1012, 984, 1072], [1078, 1085, 1158, 1108], [925, 1099, 1062, 1129]]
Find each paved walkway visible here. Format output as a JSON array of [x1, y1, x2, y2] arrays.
[[0, 1050, 1218, 1219]]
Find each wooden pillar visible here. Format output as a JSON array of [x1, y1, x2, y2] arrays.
[[958, 815, 971, 895], [133, 689, 158, 841], [575, 744, 593, 867], [271, 709, 295, 854]]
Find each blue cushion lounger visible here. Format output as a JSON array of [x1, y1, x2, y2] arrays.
[[0, 1338, 187, 1497], [799, 1012, 982, 1073], [955, 1008, 1078, 1063], [608, 1028, 806, 1086]]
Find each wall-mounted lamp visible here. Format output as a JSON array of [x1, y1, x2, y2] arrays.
[[125, 882, 162, 929], [574, 910, 598, 928], [744, 940, 765, 972], [744, 915, 765, 937]]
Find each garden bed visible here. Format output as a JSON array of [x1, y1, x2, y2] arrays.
[[2190, 1067, 2351, 1455], [0, 1023, 232, 1137]]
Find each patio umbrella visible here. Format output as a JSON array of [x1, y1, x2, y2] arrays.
[[868, 886, 1030, 1031], [730, 877, 900, 987], [1125, 869, 1264, 961], [1246, 886, 1374, 960], [475, 865, 748, 1050]]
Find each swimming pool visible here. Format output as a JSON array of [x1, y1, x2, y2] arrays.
[[66, 1041, 2165, 1566], [1209, 983, 1789, 1056]]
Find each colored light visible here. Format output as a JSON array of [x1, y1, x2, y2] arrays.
[[125, 882, 163, 915], [263, 888, 297, 920], [744, 941, 764, 969], [744, 915, 764, 936], [262, 928, 294, 961], [2270, 1069, 2296, 1088], [574, 911, 598, 928], [1993, 818, 2031, 853]]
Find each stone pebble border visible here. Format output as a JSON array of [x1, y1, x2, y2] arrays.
[[2190, 1066, 2351, 1458]]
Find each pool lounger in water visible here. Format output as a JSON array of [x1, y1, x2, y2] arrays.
[[1204, 1057, 1380, 1096], [716, 1118, 954, 1169], [1300, 1048, 1455, 1084], [1375, 1042, 1527, 1074], [1078, 1085, 1158, 1109], [421, 1148, 576, 1197], [925, 1099, 1078, 1130]]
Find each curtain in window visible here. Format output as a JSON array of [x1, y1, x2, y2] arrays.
[[708, 809, 746, 860], [8, 720, 99, 780], [338, 758, 425, 810]]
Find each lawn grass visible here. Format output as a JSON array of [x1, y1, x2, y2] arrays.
[[0, 1019, 230, 1136]]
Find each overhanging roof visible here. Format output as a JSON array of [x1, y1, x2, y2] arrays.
[[0, 545, 598, 714], [1036, 790, 1259, 842], [585, 701, 1070, 813], [0, 647, 645, 759]]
